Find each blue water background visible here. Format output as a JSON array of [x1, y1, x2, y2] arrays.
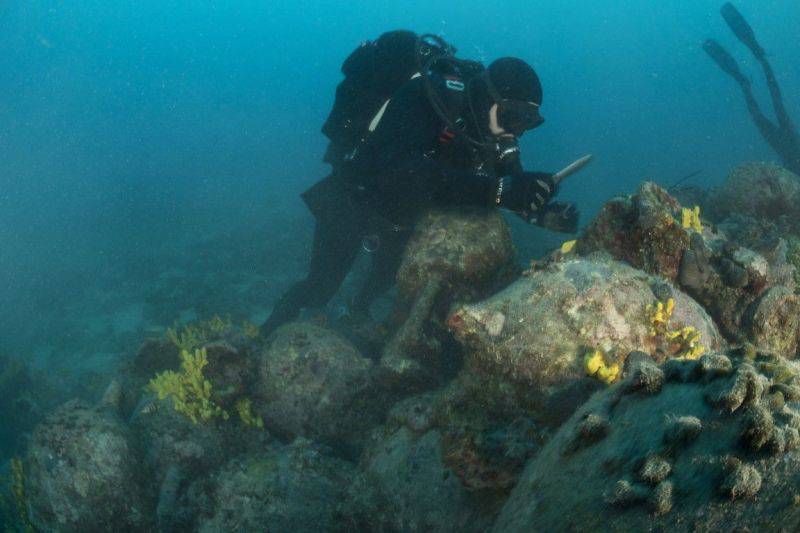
[[1, 1, 798, 367]]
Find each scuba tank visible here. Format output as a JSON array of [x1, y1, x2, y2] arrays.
[[321, 31, 457, 166]]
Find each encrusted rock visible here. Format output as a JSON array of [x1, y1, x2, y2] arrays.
[[352, 427, 491, 532], [566, 413, 609, 454], [450, 253, 722, 425], [720, 459, 762, 500], [623, 360, 664, 395], [663, 416, 702, 447], [697, 353, 733, 380], [707, 163, 800, 224], [382, 208, 515, 388], [254, 322, 378, 453], [492, 357, 800, 532], [638, 456, 672, 485], [605, 479, 649, 508], [650, 480, 673, 516], [202, 342, 256, 408], [194, 439, 354, 532], [26, 401, 154, 531], [747, 286, 800, 358], [740, 405, 775, 452]]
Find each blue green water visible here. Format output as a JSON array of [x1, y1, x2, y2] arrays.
[[1, 0, 798, 451]]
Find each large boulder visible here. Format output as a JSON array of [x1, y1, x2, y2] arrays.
[[193, 439, 355, 532], [493, 353, 800, 532], [254, 322, 378, 454], [131, 401, 230, 487], [131, 381, 270, 532], [25, 400, 155, 531], [381, 208, 516, 389], [579, 181, 800, 354], [432, 373, 548, 495], [395, 208, 516, 309], [449, 253, 724, 425], [706, 162, 800, 227], [581, 181, 690, 280], [350, 426, 493, 532]]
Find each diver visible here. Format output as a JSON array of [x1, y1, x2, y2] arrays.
[[703, 3, 800, 175], [261, 31, 578, 336]]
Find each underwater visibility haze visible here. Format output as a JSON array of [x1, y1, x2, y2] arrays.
[[2, 0, 800, 531]]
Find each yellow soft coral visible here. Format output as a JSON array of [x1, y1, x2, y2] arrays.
[[647, 298, 675, 336], [242, 321, 260, 340], [681, 206, 703, 232], [235, 398, 264, 429], [148, 348, 228, 424], [584, 349, 620, 385], [207, 314, 232, 335], [647, 299, 706, 360], [560, 240, 577, 254], [166, 323, 208, 353]]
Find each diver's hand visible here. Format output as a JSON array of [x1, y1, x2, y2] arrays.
[[522, 171, 558, 212], [500, 171, 557, 213], [531, 201, 580, 233]]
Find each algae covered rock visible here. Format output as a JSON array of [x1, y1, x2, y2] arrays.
[[748, 285, 800, 356], [26, 400, 154, 531], [581, 181, 690, 280], [579, 180, 799, 353], [351, 427, 493, 532], [381, 208, 516, 388], [493, 354, 800, 532], [432, 372, 546, 494], [255, 322, 378, 452], [449, 253, 723, 424], [707, 162, 800, 225], [131, 399, 230, 486], [194, 439, 354, 532], [395, 208, 515, 306]]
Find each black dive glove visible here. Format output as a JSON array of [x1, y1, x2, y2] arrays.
[[500, 171, 558, 214]]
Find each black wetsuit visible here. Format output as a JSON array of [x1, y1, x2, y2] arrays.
[[263, 75, 521, 334]]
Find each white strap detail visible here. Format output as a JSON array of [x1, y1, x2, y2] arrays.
[[368, 100, 391, 132], [367, 72, 423, 133]]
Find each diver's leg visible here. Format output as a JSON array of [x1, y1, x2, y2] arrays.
[[721, 2, 797, 148], [721, 3, 766, 59], [351, 231, 411, 317], [756, 56, 796, 135], [262, 219, 361, 335], [739, 84, 782, 149], [703, 39, 782, 153]]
